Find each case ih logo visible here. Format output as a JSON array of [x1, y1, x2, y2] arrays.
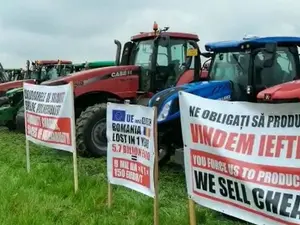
[[111, 70, 133, 78]]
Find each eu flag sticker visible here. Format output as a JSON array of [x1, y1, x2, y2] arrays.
[[112, 110, 126, 122]]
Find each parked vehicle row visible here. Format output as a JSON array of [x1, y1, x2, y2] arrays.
[[1, 22, 299, 169]]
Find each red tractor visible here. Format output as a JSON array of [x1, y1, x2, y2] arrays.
[[35, 22, 208, 157], [257, 81, 300, 102], [0, 60, 72, 97], [254, 45, 300, 103]]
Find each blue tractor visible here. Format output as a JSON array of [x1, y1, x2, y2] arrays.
[[149, 36, 300, 166]]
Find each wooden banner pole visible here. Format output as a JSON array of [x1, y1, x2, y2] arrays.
[[24, 82, 31, 173], [73, 150, 79, 193], [26, 139, 30, 173], [108, 182, 112, 208], [70, 82, 78, 193], [188, 198, 196, 225]]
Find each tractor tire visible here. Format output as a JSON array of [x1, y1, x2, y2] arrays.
[[6, 120, 16, 131], [76, 103, 108, 157], [0, 97, 8, 107], [16, 106, 25, 133], [157, 132, 172, 167]]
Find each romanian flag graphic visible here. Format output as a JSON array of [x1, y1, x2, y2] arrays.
[[143, 126, 151, 138]]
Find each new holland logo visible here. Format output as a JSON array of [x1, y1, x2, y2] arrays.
[[264, 94, 271, 100]]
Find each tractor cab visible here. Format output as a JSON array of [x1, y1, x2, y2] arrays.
[[114, 22, 201, 94], [0, 63, 8, 83], [256, 38, 300, 103], [206, 36, 300, 102], [0, 63, 23, 83], [30, 60, 73, 82], [73, 63, 86, 72], [3, 69, 23, 81]]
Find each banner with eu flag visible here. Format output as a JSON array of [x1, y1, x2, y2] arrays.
[[106, 102, 156, 198]]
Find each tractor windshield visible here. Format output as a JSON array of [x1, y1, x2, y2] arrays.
[[210, 52, 250, 85], [134, 39, 193, 69], [46, 67, 59, 79], [30, 65, 59, 81], [134, 38, 196, 91], [30, 69, 40, 80], [254, 47, 296, 87]]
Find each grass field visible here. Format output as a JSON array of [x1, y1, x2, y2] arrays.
[[0, 129, 250, 225]]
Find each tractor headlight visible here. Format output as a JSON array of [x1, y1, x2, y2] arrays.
[[157, 100, 172, 122]]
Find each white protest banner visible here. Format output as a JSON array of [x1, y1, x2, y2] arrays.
[[179, 91, 300, 225], [107, 102, 156, 198], [23, 82, 78, 192], [24, 83, 75, 152]]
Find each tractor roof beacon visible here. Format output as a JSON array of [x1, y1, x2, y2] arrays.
[[148, 36, 300, 166], [40, 22, 202, 157]]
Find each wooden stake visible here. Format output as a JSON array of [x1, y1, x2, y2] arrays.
[[26, 139, 30, 173], [72, 150, 79, 193], [188, 198, 196, 225], [70, 82, 78, 193], [108, 182, 112, 208]]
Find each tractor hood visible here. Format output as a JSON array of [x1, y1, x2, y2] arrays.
[[0, 79, 34, 96], [41, 65, 139, 86], [149, 80, 232, 124], [257, 80, 300, 101]]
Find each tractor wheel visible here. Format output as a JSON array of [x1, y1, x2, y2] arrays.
[[76, 103, 108, 157], [157, 132, 172, 166], [16, 106, 25, 133], [6, 120, 16, 131]]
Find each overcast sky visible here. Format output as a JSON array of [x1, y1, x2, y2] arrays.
[[0, 0, 299, 68]]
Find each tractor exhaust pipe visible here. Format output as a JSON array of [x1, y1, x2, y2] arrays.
[[114, 40, 122, 66]]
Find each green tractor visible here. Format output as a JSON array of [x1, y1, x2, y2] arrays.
[[0, 63, 25, 83], [0, 60, 115, 131], [4, 68, 24, 81], [0, 60, 71, 129], [0, 87, 23, 129]]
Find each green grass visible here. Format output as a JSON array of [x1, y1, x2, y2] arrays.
[[0, 129, 249, 225]]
